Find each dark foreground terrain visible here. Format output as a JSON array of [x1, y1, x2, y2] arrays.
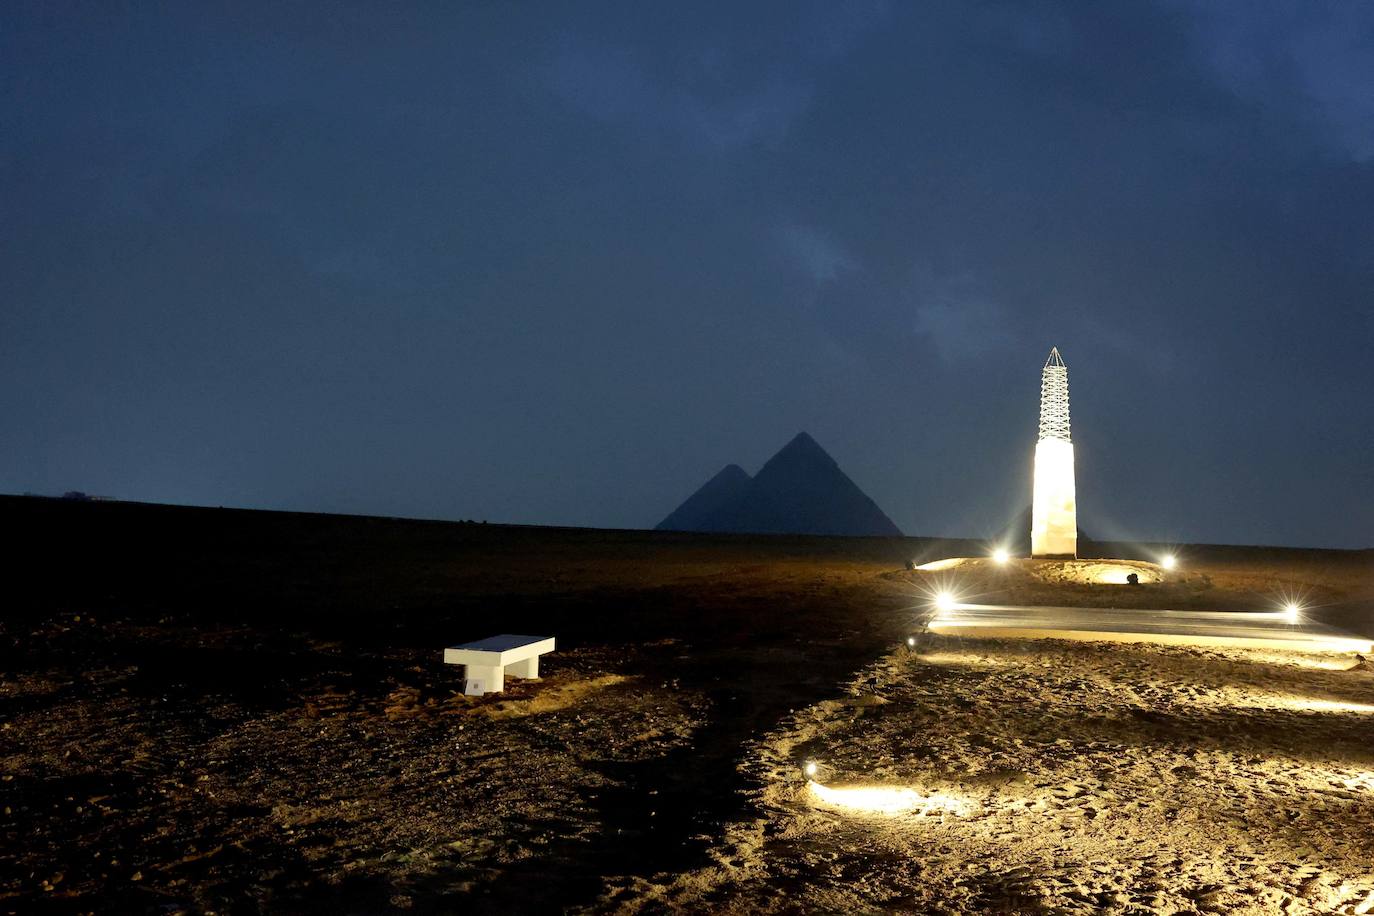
[[1, 497, 1371, 913]]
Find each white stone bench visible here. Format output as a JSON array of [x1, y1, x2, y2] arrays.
[[444, 634, 555, 695]]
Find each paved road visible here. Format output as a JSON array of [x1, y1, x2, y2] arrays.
[[1315, 600, 1374, 641]]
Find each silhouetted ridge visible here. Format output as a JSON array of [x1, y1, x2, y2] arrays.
[[656, 464, 752, 532], [655, 432, 902, 537]]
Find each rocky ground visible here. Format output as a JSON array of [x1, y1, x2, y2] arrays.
[[1, 497, 1370, 913]]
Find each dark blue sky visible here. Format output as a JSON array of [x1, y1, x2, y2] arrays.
[[3, 2, 1372, 548]]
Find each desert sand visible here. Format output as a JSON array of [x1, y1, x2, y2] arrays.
[[614, 638, 1374, 914], [1, 496, 1371, 913]]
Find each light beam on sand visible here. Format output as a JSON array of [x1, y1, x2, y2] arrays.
[[1243, 651, 1362, 671], [927, 603, 1374, 654], [913, 651, 1013, 669], [1337, 771, 1374, 792], [915, 558, 964, 572], [808, 781, 970, 816], [1200, 688, 1374, 714], [1270, 696, 1374, 715], [1295, 698, 1374, 714]]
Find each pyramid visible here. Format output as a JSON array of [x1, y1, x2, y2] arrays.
[[655, 464, 752, 532], [656, 432, 902, 537]]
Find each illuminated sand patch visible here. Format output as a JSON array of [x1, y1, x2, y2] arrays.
[[913, 556, 1168, 585], [928, 604, 1374, 655], [1236, 693, 1374, 715], [1334, 771, 1374, 792], [1026, 558, 1165, 585], [463, 674, 628, 719], [912, 651, 1016, 670], [1110, 684, 1374, 716], [612, 629, 1374, 914], [1240, 650, 1364, 671], [808, 781, 971, 817], [1081, 562, 1161, 584], [915, 557, 968, 572]]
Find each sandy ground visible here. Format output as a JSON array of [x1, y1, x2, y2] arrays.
[[606, 637, 1374, 914], [1, 497, 1371, 913]]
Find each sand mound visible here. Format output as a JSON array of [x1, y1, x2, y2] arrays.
[[1034, 559, 1164, 585], [918, 556, 1166, 585]]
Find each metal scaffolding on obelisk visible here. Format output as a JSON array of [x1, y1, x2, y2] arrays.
[[1031, 347, 1077, 558], [1038, 348, 1071, 442]]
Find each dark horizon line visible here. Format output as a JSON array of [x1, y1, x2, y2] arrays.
[[7, 492, 1368, 555]]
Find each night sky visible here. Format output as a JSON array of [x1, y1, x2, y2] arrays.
[[4, 3, 1372, 548]]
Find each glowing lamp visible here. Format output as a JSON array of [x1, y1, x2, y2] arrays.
[[1284, 602, 1301, 624], [906, 636, 916, 647], [803, 760, 819, 779], [1161, 554, 1177, 570], [934, 591, 956, 612], [992, 548, 1010, 565]]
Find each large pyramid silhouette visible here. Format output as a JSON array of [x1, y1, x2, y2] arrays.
[[656, 432, 902, 537]]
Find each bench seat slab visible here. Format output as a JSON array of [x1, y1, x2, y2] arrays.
[[443, 634, 555, 695]]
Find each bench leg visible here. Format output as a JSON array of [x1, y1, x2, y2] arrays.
[[506, 656, 540, 679], [463, 664, 504, 694]]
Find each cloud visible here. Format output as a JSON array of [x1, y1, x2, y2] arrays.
[[547, 36, 811, 151], [543, 5, 890, 152], [777, 223, 855, 282], [912, 298, 1015, 364], [1179, 1, 1374, 160]]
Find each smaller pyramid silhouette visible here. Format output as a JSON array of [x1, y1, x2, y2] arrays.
[[655, 464, 751, 532], [656, 432, 902, 537]]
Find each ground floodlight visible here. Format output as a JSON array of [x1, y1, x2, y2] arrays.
[[906, 636, 916, 647], [934, 591, 956, 612], [1284, 602, 1301, 624], [992, 548, 1010, 564], [803, 760, 818, 779], [1161, 554, 1177, 570]]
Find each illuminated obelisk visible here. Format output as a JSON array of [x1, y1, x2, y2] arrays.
[[1031, 347, 1076, 558]]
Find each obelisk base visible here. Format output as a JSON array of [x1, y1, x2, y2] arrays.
[[1031, 438, 1077, 559]]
